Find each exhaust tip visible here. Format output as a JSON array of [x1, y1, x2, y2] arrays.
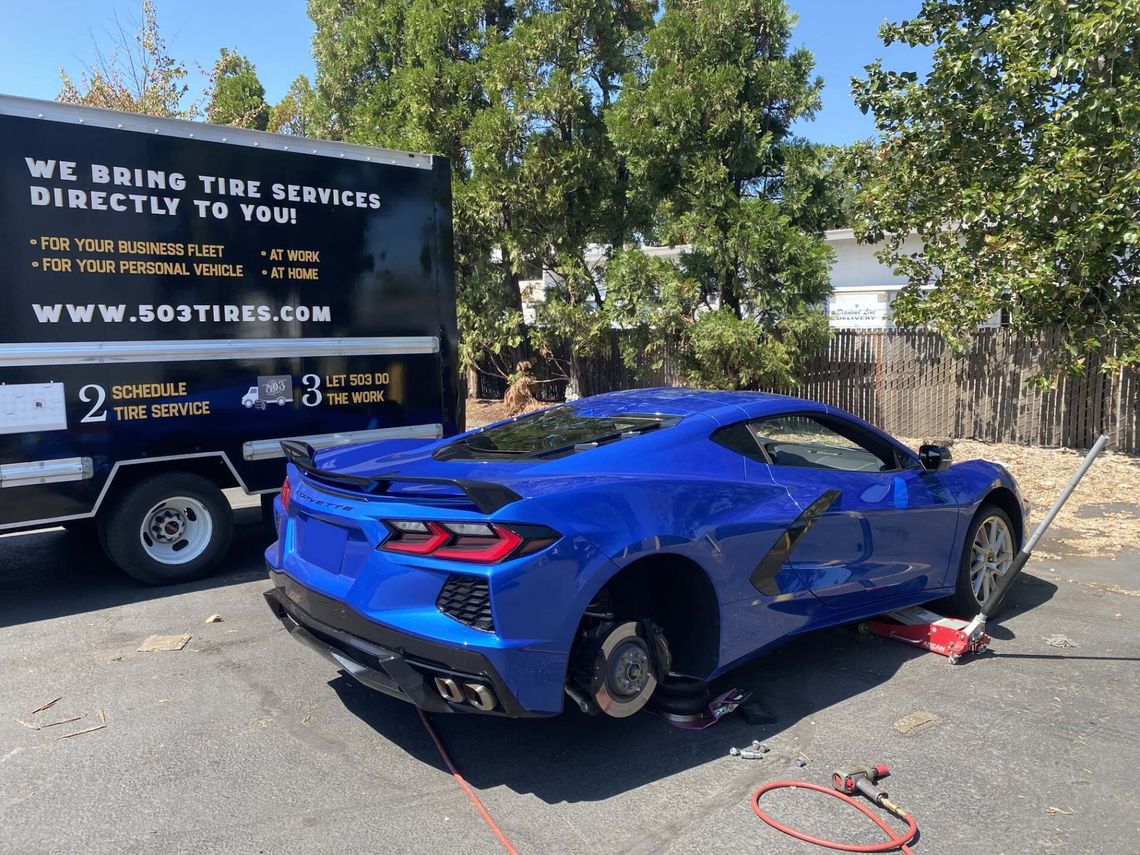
[[433, 676, 465, 704], [463, 682, 497, 711]]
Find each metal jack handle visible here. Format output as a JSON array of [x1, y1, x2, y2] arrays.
[[963, 434, 1108, 641]]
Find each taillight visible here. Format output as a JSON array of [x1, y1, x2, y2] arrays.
[[434, 524, 522, 562], [381, 521, 558, 563], [280, 477, 292, 514], [383, 521, 451, 555]]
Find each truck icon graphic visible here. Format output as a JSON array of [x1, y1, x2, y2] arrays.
[[242, 375, 293, 410], [241, 387, 267, 410]]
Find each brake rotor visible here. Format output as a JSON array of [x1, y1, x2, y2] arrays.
[[590, 621, 659, 718]]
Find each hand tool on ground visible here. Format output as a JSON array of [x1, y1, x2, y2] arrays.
[[752, 762, 918, 853]]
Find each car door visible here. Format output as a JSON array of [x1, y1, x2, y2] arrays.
[[746, 413, 960, 613]]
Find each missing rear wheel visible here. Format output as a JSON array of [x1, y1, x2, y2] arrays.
[[569, 614, 671, 718]]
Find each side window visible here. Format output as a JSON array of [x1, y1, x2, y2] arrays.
[[749, 415, 897, 473]]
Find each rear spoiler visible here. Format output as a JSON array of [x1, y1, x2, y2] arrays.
[[279, 440, 522, 515]]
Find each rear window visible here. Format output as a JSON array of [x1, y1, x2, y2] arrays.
[[435, 406, 675, 461]]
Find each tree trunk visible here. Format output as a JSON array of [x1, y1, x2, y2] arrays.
[[565, 346, 583, 400], [501, 243, 532, 372]]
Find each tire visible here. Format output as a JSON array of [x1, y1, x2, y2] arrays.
[[946, 504, 1017, 617], [100, 473, 233, 585]]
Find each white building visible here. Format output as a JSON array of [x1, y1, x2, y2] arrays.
[[518, 230, 1003, 329], [823, 228, 918, 329]]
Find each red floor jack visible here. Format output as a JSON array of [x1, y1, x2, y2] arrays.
[[865, 435, 1108, 663], [862, 605, 990, 663]]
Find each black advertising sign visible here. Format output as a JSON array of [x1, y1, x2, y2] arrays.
[[1, 111, 454, 345]]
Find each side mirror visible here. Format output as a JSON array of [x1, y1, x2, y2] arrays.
[[918, 444, 953, 472]]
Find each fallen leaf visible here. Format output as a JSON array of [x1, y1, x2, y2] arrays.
[[302, 715, 311, 725], [1043, 634, 1079, 649], [205, 614, 223, 624], [1045, 806, 1075, 816], [97, 709, 107, 725], [31, 697, 62, 714], [39, 716, 84, 729], [137, 634, 191, 652], [58, 724, 107, 740]]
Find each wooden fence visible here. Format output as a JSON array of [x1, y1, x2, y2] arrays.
[[784, 330, 1138, 452], [474, 329, 1140, 453]]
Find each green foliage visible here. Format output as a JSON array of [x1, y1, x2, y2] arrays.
[[853, 0, 1140, 373], [687, 307, 829, 390], [309, 0, 658, 393], [780, 143, 858, 233], [58, 0, 195, 118], [309, 1, 514, 382], [205, 49, 270, 130], [268, 75, 330, 136], [309, 0, 836, 391], [607, 0, 833, 388]]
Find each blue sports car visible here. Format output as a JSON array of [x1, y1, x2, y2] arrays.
[[264, 389, 1026, 718]]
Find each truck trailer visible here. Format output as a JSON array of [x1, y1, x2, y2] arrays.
[[0, 95, 460, 584]]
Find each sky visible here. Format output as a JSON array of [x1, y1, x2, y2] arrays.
[[0, 0, 932, 146]]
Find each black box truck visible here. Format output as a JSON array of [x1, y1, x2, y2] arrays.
[[0, 95, 460, 584]]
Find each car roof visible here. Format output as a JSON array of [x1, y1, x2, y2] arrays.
[[570, 387, 827, 425]]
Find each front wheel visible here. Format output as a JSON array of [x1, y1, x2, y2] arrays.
[[946, 504, 1016, 617], [100, 473, 234, 585]]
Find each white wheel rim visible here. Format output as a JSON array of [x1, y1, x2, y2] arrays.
[[970, 515, 1014, 605], [139, 496, 213, 565]]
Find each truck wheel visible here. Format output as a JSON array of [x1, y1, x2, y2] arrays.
[[101, 473, 233, 585]]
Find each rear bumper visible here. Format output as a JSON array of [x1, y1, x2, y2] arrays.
[[264, 569, 544, 717]]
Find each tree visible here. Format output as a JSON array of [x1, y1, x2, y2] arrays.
[[268, 75, 328, 136], [205, 49, 270, 130], [471, 0, 657, 396], [780, 143, 858, 233], [309, 0, 834, 394], [607, 0, 833, 389], [309, 1, 655, 396], [852, 0, 1140, 374], [309, 0, 521, 384], [58, 0, 195, 118]]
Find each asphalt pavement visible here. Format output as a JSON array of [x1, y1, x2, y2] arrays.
[[1, 509, 1137, 854]]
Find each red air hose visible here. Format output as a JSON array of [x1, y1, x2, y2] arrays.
[[752, 780, 918, 854], [417, 708, 520, 855]]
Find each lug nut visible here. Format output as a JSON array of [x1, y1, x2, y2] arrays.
[[729, 747, 741, 756], [794, 757, 807, 767], [740, 749, 765, 759], [751, 740, 770, 753]]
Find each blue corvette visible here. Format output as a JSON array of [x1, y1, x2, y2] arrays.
[[264, 389, 1026, 718]]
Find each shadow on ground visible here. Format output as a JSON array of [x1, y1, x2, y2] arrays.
[[0, 508, 270, 627], [333, 576, 1059, 805]]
